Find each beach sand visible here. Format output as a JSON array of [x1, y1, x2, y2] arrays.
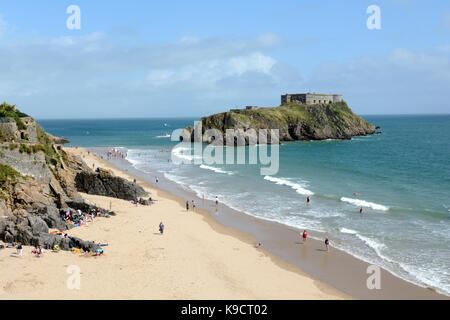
[[0, 148, 346, 300]]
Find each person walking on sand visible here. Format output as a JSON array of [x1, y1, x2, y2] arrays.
[[16, 243, 23, 256], [302, 230, 308, 243], [159, 222, 165, 235], [325, 238, 330, 252], [186, 201, 190, 211]]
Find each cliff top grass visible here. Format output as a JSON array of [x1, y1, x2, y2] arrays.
[[0, 102, 28, 130]]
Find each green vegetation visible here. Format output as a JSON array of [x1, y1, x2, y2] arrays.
[[0, 164, 21, 185], [0, 102, 28, 130], [201, 101, 375, 141], [36, 126, 61, 166]]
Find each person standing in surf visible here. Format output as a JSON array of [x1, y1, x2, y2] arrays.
[[359, 207, 363, 215], [325, 238, 330, 252], [306, 196, 311, 205]]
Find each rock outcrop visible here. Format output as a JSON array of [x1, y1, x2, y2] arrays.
[[0, 103, 121, 252], [75, 168, 147, 201], [187, 102, 376, 145]]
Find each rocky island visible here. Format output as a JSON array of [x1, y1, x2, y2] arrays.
[[189, 94, 376, 145]]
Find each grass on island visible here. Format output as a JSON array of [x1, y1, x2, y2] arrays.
[[203, 101, 368, 131]]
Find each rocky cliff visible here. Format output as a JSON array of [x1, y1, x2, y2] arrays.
[[0, 103, 147, 251], [190, 102, 376, 145]]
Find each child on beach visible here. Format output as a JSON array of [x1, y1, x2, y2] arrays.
[[302, 230, 308, 243]]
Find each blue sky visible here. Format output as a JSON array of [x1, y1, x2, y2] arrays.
[[1, 0, 450, 118]]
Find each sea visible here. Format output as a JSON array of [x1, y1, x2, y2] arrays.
[[40, 115, 450, 295]]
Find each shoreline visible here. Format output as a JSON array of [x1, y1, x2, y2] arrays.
[[0, 147, 347, 300], [86, 147, 448, 300]]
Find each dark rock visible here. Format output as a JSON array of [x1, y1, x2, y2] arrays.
[[15, 225, 34, 244], [34, 233, 63, 249], [33, 205, 68, 230], [59, 237, 71, 250], [75, 169, 147, 201], [27, 215, 49, 235]]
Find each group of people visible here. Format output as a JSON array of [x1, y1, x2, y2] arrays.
[[185, 200, 196, 211], [106, 148, 126, 160], [301, 230, 330, 252], [62, 207, 111, 227], [132, 197, 154, 206], [0, 242, 44, 258]]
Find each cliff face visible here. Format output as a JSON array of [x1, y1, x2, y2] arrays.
[[196, 102, 376, 145], [0, 103, 146, 250]]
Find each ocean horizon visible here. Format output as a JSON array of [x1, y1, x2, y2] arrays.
[[40, 114, 450, 295]]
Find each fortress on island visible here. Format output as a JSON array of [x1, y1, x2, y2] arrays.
[[281, 93, 343, 105]]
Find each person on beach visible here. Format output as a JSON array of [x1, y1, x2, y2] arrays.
[[215, 196, 219, 207], [359, 207, 363, 214], [325, 238, 330, 252], [16, 243, 23, 256], [306, 196, 311, 204], [159, 222, 165, 235], [191, 200, 196, 211], [155, 177, 159, 184], [186, 201, 190, 211], [302, 230, 308, 243]]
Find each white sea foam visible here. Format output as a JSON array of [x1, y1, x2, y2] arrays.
[[356, 234, 387, 258], [199, 165, 234, 175], [340, 228, 358, 235], [156, 134, 171, 138], [171, 146, 202, 162], [341, 197, 389, 211], [264, 176, 314, 196]]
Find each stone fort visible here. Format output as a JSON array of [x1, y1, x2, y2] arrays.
[[281, 93, 343, 105]]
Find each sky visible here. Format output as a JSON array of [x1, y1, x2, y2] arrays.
[[0, 0, 450, 118]]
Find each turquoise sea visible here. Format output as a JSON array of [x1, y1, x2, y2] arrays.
[[40, 115, 450, 295]]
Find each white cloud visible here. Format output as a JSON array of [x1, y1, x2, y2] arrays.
[[0, 32, 302, 118], [146, 52, 278, 90]]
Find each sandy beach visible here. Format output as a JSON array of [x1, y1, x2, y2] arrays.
[[0, 148, 346, 300]]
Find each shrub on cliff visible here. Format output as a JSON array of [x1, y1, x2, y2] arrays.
[[0, 102, 28, 130], [0, 164, 21, 185]]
